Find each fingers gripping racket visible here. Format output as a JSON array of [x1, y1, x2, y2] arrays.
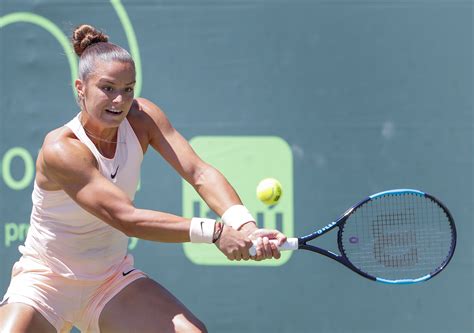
[[250, 189, 456, 284]]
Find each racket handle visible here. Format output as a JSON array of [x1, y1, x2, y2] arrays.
[[249, 237, 299, 256]]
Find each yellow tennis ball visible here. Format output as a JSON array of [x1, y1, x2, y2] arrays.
[[256, 178, 283, 206]]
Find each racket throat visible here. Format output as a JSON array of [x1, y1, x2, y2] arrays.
[[300, 244, 342, 262]]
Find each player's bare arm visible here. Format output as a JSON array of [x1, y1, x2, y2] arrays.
[[38, 129, 251, 260], [133, 97, 249, 216], [132, 98, 287, 259]]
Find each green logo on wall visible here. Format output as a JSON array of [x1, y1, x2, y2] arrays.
[[182, 136, 294, 266]]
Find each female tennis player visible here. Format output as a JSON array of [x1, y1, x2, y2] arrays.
[[0, 24, 287, 333]]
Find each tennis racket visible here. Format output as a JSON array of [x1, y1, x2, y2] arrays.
[[250, 189, 456, 284]]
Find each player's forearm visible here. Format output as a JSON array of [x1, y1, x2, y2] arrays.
[[192, 166, 257, 233], [117, 207, 192, 242], [192, 165, 243, 215]]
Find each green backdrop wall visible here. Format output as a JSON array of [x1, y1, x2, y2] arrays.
[[0, 1, 472, 332]]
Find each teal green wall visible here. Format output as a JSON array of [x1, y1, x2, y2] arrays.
[[1, 1, 472, 332]]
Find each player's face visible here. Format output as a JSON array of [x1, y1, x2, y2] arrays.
[[76, 60, 136, 128]]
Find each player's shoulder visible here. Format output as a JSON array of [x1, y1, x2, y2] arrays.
[[41, 126, 96, 168], [127, 97, 170, 130], [43, 126, 89, 153], [128, 98, 167, 121]]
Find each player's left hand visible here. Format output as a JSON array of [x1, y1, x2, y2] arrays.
[[247, 228, 287, 261]]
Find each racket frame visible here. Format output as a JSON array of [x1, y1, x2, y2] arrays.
[[295, 189, 457, 284]]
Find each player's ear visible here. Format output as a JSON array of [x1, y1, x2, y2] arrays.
[[75, 79, 85, 100]]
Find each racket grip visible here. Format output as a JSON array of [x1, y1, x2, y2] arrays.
[[249, 237, 298, 256]]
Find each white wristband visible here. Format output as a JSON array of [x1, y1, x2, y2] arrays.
[[189, 218, 216, 243], [221, 205, 255, 230]]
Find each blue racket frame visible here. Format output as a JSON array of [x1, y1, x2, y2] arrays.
[[296, 189, 457, 284]]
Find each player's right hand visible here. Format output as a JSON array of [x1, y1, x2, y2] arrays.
[[215, 225, 253, 261]]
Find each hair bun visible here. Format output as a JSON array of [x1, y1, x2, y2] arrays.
[[72, 25, 109, 56]]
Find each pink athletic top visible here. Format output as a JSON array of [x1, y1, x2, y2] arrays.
[[20, 114, 143, 280]]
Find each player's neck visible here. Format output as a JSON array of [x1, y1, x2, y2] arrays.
[[80, 112, 119, 144]]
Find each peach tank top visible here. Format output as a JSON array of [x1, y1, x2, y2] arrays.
[[20, 114, 143, 280]]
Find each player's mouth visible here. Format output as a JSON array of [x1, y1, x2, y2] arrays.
[[105, 108, 123, 115]]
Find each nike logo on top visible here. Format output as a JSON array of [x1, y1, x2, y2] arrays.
[[122, 269, 136, 276], [111, 165, 120, 179]]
